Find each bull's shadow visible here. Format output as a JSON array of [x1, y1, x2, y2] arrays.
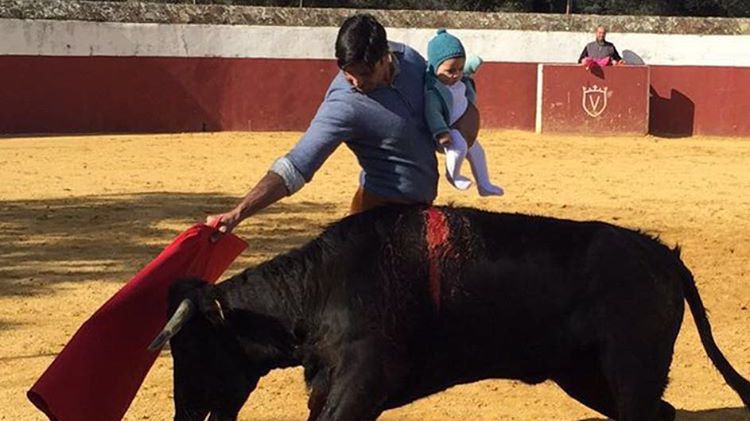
[[577, 406, 748, 420], [239, 406, 750, 420], [0, 192, 342, 299]]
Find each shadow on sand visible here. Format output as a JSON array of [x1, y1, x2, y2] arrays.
[[0, 191, 341, 299], [577, 406, 748, 420]]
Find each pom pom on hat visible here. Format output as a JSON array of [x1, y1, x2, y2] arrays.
[[427, 28, 465, 72]]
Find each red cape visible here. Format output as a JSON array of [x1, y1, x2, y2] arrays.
[[28, 223, 247, 421]]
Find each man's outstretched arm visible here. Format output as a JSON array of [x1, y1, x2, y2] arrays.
[[206, 92, 354, 238], [206, 168, 291, 238]]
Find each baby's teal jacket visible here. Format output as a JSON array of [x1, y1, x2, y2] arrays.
[[424, 56, 483, 141]]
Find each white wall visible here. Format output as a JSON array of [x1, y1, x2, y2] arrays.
[[2, 18, 749, 67]]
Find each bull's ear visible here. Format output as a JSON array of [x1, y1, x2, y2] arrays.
[[168, 278, 208, 305], [194, 286, 226, 327]]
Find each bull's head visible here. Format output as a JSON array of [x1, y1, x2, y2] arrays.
[[149, 279, 264, 421]]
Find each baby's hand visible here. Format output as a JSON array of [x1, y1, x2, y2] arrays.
[[464, 56, 483, 76], [437, 132, 452, 146]]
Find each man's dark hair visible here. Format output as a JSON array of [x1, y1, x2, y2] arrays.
[[335, 14, 388, 70]]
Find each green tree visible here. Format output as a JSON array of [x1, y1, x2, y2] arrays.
[[103, 0, 750, 16], [684, 0, 750, 17]]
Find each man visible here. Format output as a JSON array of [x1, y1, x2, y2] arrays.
[[207, 14, 476, 235], [578, 25, 624, 68]]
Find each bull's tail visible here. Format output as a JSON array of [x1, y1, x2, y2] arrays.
[[677, 251, 750, 410]]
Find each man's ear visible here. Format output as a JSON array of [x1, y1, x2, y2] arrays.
[[381, 51, 392, 66]]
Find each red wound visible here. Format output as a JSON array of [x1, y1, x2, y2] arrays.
[[425, 207, 452, 310]]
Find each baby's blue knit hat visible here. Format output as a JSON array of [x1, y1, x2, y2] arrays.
[[427, 28, 465, 72]]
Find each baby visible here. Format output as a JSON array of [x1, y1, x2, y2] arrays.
[[425, 28, 503, 196]]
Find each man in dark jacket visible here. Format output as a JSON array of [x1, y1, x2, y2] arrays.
[[578, 26, 624, 68]]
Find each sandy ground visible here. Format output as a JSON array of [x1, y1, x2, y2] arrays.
[[0, 131, 749, 421]]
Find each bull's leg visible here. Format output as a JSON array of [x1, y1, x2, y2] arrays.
[[205, 373, 257, 421], [307, 373, 331, 421], [207, 397, 247, 421], [555, 357, 675, 421], [173, 357, 210, 421], [311, 339, 403, 421], [174, 405, 209, 421], [552, 354, 617, 418], [658, 400, 676, 421], [601, 341, 674, 421], [207, 411, 238, 421]]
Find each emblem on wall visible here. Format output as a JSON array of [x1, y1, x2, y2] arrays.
[[582, 85, 608, 118]]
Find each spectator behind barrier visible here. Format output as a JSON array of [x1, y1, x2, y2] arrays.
[[579, 25, 624, 69]]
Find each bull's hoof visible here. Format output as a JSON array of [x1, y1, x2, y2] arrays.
[[659, 400, 676, 421]]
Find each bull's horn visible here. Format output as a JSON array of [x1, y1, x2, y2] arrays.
[[147, 299, 194, 352]]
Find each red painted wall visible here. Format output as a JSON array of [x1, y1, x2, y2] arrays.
[[0, 56, 537, 135], [474, 62, 537, 132], [649, 65, 750, 137], [0, 56, 338, 134], [0, 56, 748, 137], [540, 65, 650, 135]]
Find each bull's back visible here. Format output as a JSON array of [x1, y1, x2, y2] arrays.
[[383, 207, 686, 400]]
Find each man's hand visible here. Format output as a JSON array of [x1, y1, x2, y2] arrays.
[[205, 171, 290, 242], [437, 132, 452, 147], [206, 208, 241, 237]]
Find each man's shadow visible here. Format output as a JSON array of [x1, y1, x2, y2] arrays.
[[617, 49, 695, 138], [649, 86, 695, 138], [622, 50, 646, 65]]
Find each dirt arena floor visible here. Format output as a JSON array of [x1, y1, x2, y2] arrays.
[[1, 131, 748, 421]]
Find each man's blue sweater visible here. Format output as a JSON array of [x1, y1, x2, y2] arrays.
[[278, 42, 438, 203]]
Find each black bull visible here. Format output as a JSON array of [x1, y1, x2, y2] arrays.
[[150, 206, 750, 421]]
